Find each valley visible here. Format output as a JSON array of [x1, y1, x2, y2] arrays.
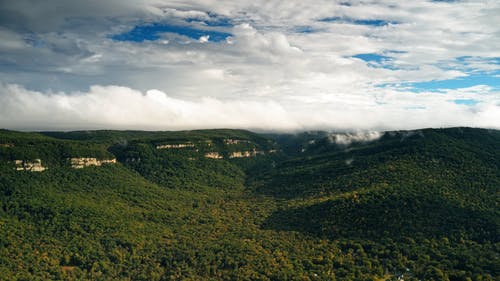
[[0, 127, 498, 281]]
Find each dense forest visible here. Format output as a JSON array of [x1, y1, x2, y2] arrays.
[[0, 127, 498, 280]]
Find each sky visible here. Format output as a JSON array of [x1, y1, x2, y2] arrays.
[[0, 0, 499, 131]]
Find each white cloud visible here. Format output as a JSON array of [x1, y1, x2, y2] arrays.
[[198, 35, 210, 43], [329, 131, 385, 146], [0, 0, 498, 130], [231, 23, 303, 59], [0, 83, 498, 131], [0, 83, 295, 131]]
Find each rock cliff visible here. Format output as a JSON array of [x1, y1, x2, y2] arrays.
[[156, 143, 195, 149], [204, 152, 223, 159], [70, 158, 117, 169], [14, 159, 47, 172]]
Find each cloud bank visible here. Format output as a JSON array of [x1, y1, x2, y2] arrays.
[[1, 83, 498, 131]]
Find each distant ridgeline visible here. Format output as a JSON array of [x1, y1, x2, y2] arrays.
[[0, 129, 277, 172], [0, 127, 498, 281], [0, 129, 279, 189], [0, 130, 115, 171], [107, 130, 279, 189]]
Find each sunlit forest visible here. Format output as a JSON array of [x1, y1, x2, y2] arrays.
[[0, 127, 498, 280]]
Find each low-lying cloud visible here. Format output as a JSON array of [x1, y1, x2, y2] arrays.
[[1, 83, 499, 132], [329, 131, 385, 146], [0, 84, 295, 131]]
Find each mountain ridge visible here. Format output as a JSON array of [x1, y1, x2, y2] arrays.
[[0, 127, 498, 280]]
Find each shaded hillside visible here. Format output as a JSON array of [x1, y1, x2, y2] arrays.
[[257, 127, 500, 280], [264, 185, 499, 242], [258, 127, 500, 241], [252, 127, 500, 199]]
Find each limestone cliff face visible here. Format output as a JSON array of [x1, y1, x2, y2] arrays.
[[204, 152, 223, 159], [70, 158, 116, 169], [229, 150, 265, 159], [0, 143, 14, 148], [224, 139, 250, 145], [14, 159, 47, 172], [229, 151, 252, 158], [205, 149, 274, 159], [156, 143, 195, 149]]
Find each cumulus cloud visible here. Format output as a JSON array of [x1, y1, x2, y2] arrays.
[[0, 83, 499, 131], [0, 83, 295, 131], [198, 35, 210, 43], [0, 0, 498, 130]]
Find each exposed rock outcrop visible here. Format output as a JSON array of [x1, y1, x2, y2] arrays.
[[70, 158, 116, 169], [204, 152, 223, 159], [224, 139, 250, 145], [0, 143, 14, 148], [229, 150, 265, 158], [14, 159, 47, 172], [156, 143, 195, 149]]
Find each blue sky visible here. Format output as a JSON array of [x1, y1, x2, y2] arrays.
[[320, 17, 398, 26], [0, 0, 498, 131], [352, 54, 500, 92], [409, 72, 500, 91], [111, 23, 232, 42]]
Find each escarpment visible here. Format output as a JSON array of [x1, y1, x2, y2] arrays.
[[70, 158, 117, 169], [14, 159, 48, 172]]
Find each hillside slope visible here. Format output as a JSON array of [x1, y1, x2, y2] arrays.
[[257, 128, 500, 280], [0, 127, 498, 280]]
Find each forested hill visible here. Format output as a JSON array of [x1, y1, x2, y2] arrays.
[[0, 127, 498, 280]]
